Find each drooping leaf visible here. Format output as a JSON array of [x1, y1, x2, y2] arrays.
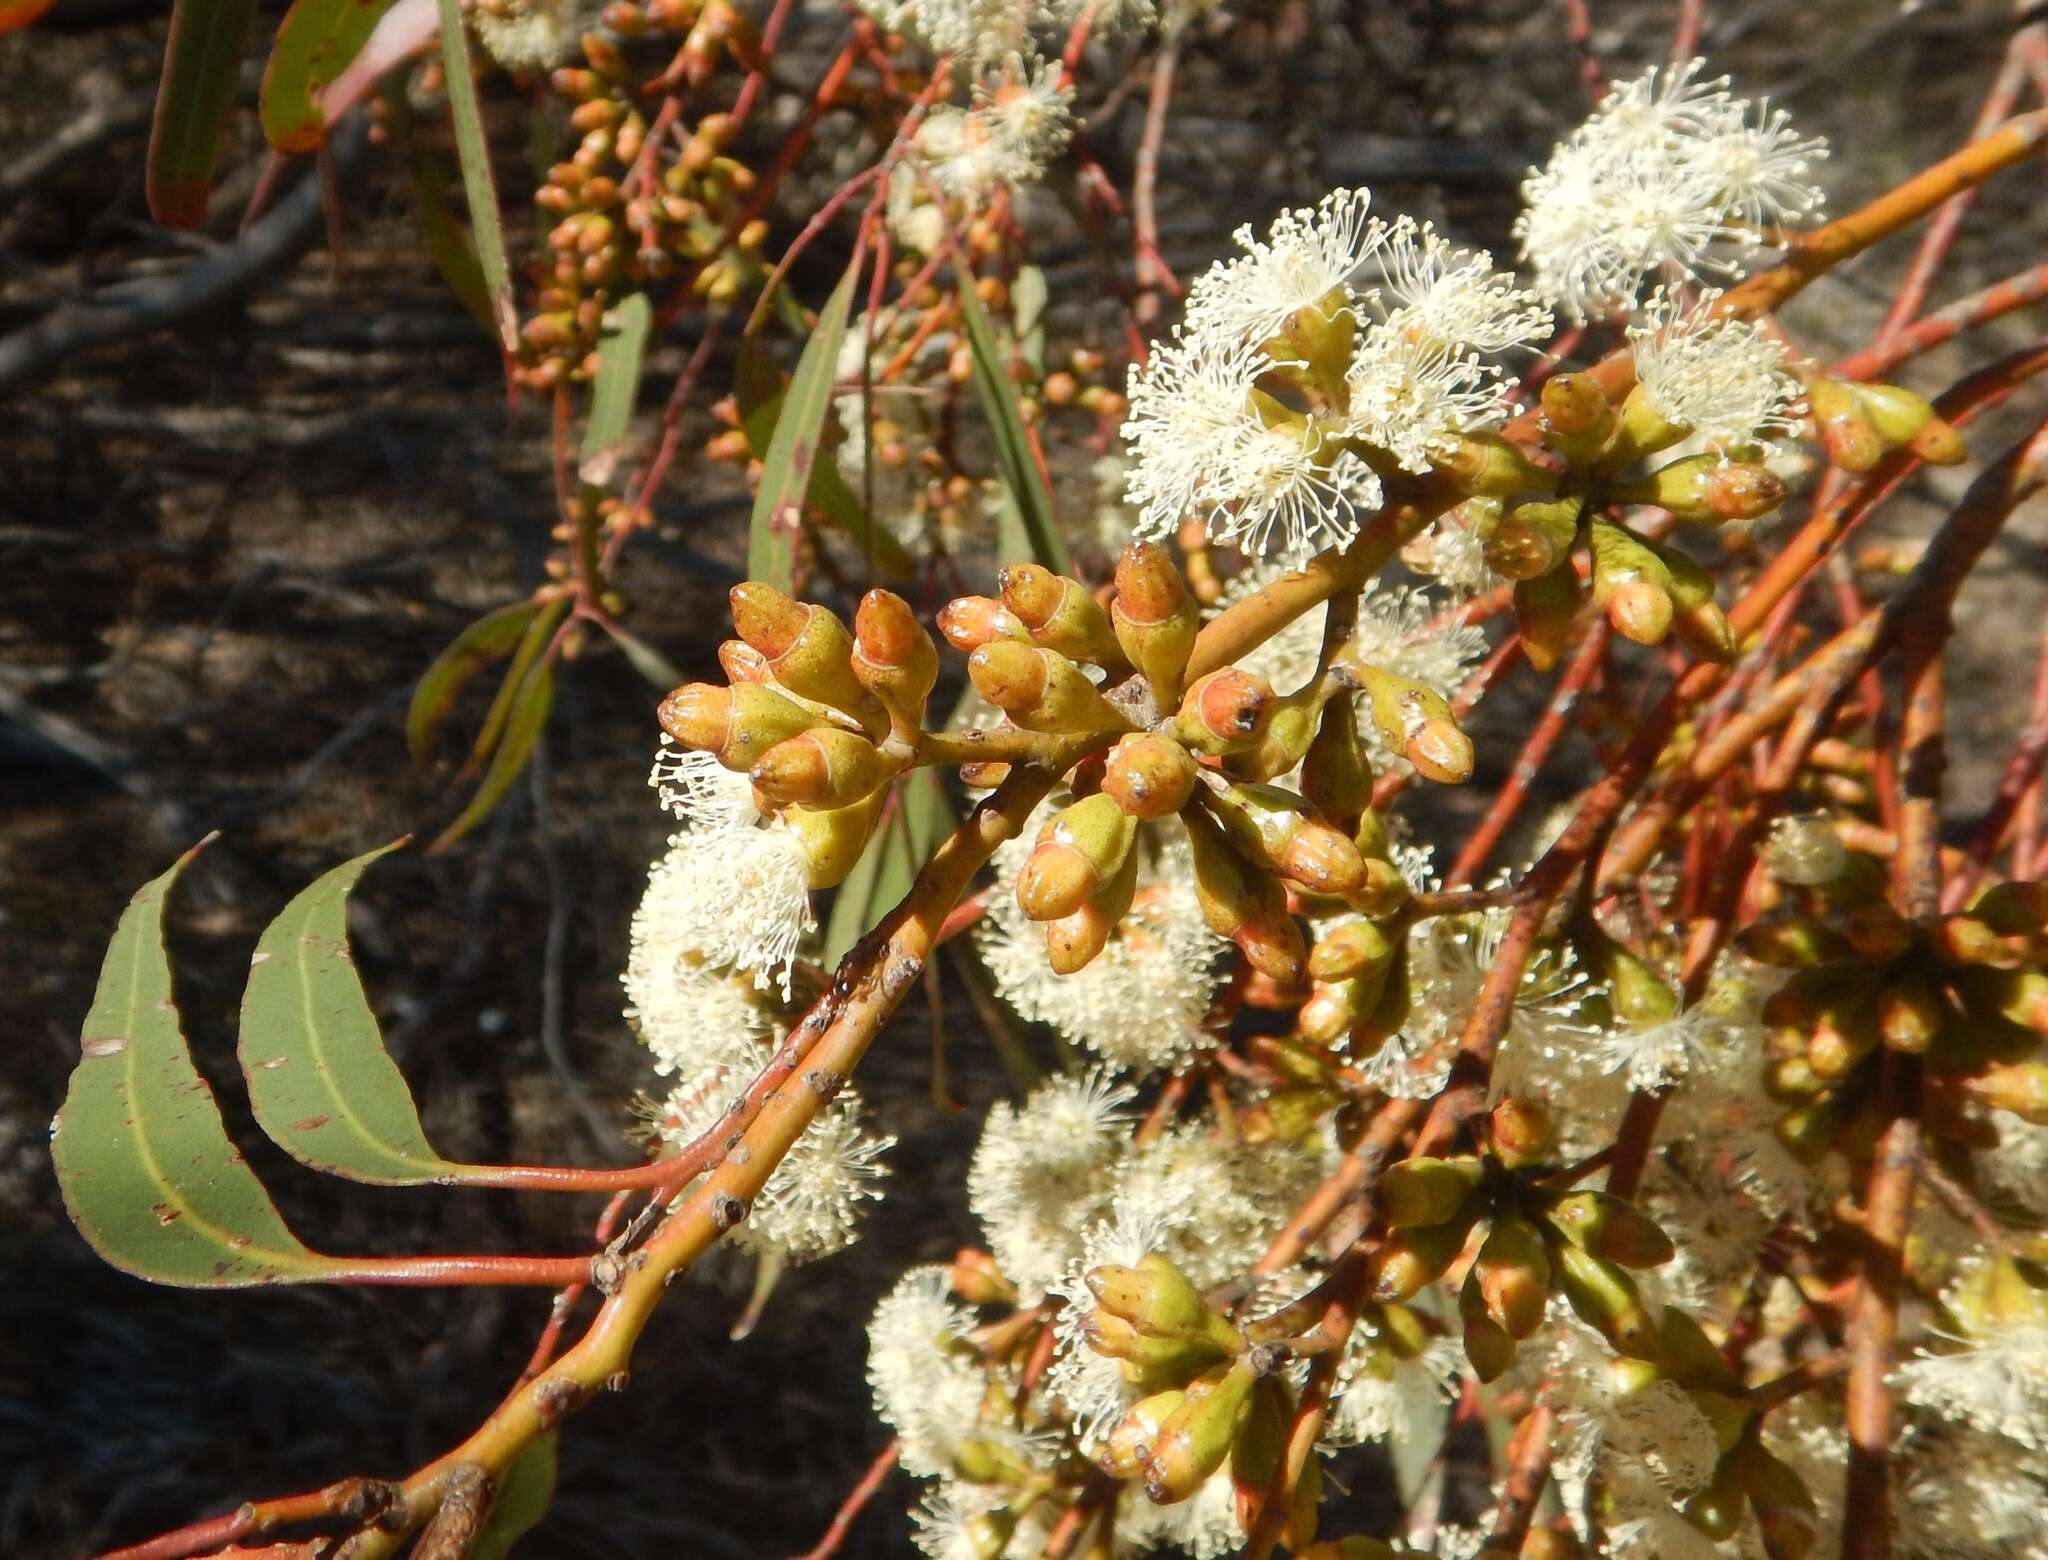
[[407, 144, 497, 339], [261, 0, 399, 152], [747, 255, 862, 592], [53, 842, 337, 1287], [407, 599, 542, 766], [580, 293, 651, 477], [600, 621, 683, 689], [736, 333, 913, 581], [956, 275, 1069, 573], [147, 0, 261, 229], [430, 655, 556, 853], [463, 597, 568, 778], [472, 1433, 558, 1560], [240, 843, 483, 1185], [432, 0, 515, 352]]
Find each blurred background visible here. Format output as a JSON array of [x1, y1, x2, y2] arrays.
[[1, 0, 2041, 1553]]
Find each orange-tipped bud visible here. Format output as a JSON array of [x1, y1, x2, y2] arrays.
[[1174, 668, 1276, 755], [1963, 1060, 2048, 1124], [1588, 517, 1677, 647], [1228, 684, 1326, 782], [1102, 733, 1200, 819], [1298, 968, 1391, 1046], [1381, 1155, 1486, 1228], [1112, 543, 1200, 705], [1017, 793, 1137, 920], [1474, 1217, 1551, 1339], [1808, 378, 1884, 473], [1366, 1213, 1477, 1303], [967, 641, 1131, 735], [730, 583, 879, 724], [658, 681, 819, 770], [1045, 850, 1138, 974], [1619, 454, 1785, 523], [1354, 665, 1472, 783], [1102, 1390, 1183, 1480], [1308, 918, 1397, 984], [1514, 566, 1581, 673], [1142, 1362, 1256, 1505], [749, 727, 889, 809], [1183, 805, 1306, 983], [948, 1248, 1016, 1305], [939, 595, 1029, 653], [1606, 579, 1674, 644], [1489, 1096, 1556, 1169], [1877, 970, 1945, 1053], [1089, 1252, 1237, 1345], [1208, 781, 1367, 897], [1484, 496, 1583, 581], [719, 639, 774, 683], [1908, 415, 1969, 465], [852, 589, 939, 725], [1000, 564, 1124, 666], [1300, 694, 1376, 830], [1551, 1241, 1658, 1359]]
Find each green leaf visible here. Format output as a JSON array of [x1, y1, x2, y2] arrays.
[[52, 842, 336, 1287], [430, 654, 556, 853], [956, 275, 1069, 573], [473, 1433, 558, 1560], [580, 293, 651, 473], [147, 0, 260, 228], [260, 0, 398, 153], [433, 0, 516, 352], [463, 597, 568, 777], [747, 255, 862, 592], [408, 144, 497, 340], [407, 600, 542, 766], [599, 621, 683, 689], [239, 844, 482, 1185]]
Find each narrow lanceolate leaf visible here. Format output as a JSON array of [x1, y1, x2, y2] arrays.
[[472, 1433, 558, 1560], [432, 0, 516, 351], [147, 0, 261, 228], [747, 255, 862, 592], [241, 844, 475, 1184], [580, 293, 651, 477], [429, 655, 556, 853], [407, 599, 542, 766], [260, 0, 399, 153], [52, 842, 336, 1287], [956, 275, 1070, 573], [408, 144, 498, 339]]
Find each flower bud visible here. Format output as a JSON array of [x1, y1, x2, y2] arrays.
[[1045, 850, 1138, 975], [1309, 919, 1397, 984], [1683, 1454, 1747, 1542], [1300, 694, 1376, 830], [658, 681, 819, 770], [1435, 432, 1565, 498], [1088, 1252, 1233, 1345], [1617, 454, 1785, 523], [781, 788, 887, 889], [1113, 543, 1200, 706], [1963, 1060, 2048, 1124], [1474, 1217, 1551, 1339], [1228, 683, 1327, 782], [1380, 1154, 1486, 1229], [730, 583, 881, 728], [1657, 539, 1737, 662], [1484, 496, 1583, 581], [1183, 806, 1307, 984], [1907, 415, 1969, 465], [1805, 999, 1879, 1081], [1551, 1241, 1658, 1359], [1588, 519, 1677, 647], [1488, 1096, 1556, 1169], [1228, 1375, 1287, 1530], [1513, 566, 1581, 673], [1000, 564, 1124, 667], [1807, 377, 1884, 472], [1367, 1210, 1479, 1303], [1102, 733, 1200, 819], [1738, 917, 1851, 968], [1459, 1273, 1519, 1383], [1208, 782, 1368, 898], [1543, 1190, 1674, 1269], [1018, 793, 1137, 920], [1877, 968, 1945, 1053], [1851, 381, 1935, 445], [1954, 965, 2048, 1036], [1736, 1439, 1820, 1560], [1102, 1390, 1183, 1479], [1174, 669, 1277, 756], [1353, 665, 1472, 783], [719, 639, 774, 684], [749, 727, 889, 810], [852, 589, 939, 726], [968, 642, 1131, 735], [948, 1248, 1016, 1306], [1541, 371, 1617, 440], [1142, 1362, 1257, 1504], [1299, 968, 1391, 1046], [938, 594, 1029, 653]]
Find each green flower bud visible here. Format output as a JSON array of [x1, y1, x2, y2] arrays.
[[1300, 693, 1376, 831], [1143, 1362, 1257, 1505], [1474, 1216, 1551, 1339], [1380, 1154, 1486, 1229], [1184, 805, 1307, 984], [1102, 733, 1200, 820], [1542, 1189, 1676, 1268], [782, 787, 888, 889], [1484, 496, 1584, 581], [1001, 563, 1126, 668], [968, 641, 1133, 735], [659, 681, 822, 771], [1352, 664, 1472, 784], [1113, 543, 1200, 708], [1208, 782, 1369, 898], [729, 583, 883, 730], [1514, 565, 1582, 673], [1459, 1272, 1519, 1383], [1308, 919, 1398, 984], [1044, 849, 1138, 975], [749, 726, 890, 809], [1017, 793, 1137, 921], [1551, 1240, 1659, 1359], [1366, 1207, 1480, 1303], [1174, 669, 1278, 756]]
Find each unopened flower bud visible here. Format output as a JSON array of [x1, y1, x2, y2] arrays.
[[749, 726, 889, 809], [1208, 782, 1368, 897], [729, 583, 881, 728], [1908, 415, 1969, 465], [1229, 683, 1327, 783], [968, 642, 1131, 735], [1459, 1274, 1520, 1383], [1309, 919, 1397, 984], [1112, 543, 1199, 705], [1618, 454, 1785, 523], [719, 639, 773, 684], [1367, 1212, 1478, 1303], [1736, 1439, 1820, 1560], [1089, 1252, 1236, 1347], [1353, 665, 1472, 783], [1551, 1241, 1658, 1359], [1299, 968, 1390, 1046], [948, 1248, 1016, 1305], [1588, 518, 1677, 647], [1142, 1362, 1257, 1504], [1474, 1217, 1551, 1339], [1017, 793, 1137, 920], [1174, 668, 1276, 756], [1484, 496, 1583, 581], [1543, 1190, 1674, 1269], [1000, 564, 1124, 667], [1877, 969, 1945, 1053], [1380, 1154, 1485, 1229], [1183, 806, 1306, 984], [852, 589, 938, 725], [1488, 1096, 1555, 1168], [1807, 378, 1885, 472], [1963, 1060, 2048, 1124], [1300, 694, 1376, 830], [1513, 567, 1581, 673], [658, 681, 819, 770], [1044, 851, 1138, 975], [1436, 432, 1565, 498], [1102, 733, 1200, 819], [781, 788, 887, 889], [1102, 1390, 1183, 1479], [938, 595, 1029, 653]]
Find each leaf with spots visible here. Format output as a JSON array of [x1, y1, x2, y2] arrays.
[[240, 842, 491, 1185], [52, 840, 338, 1287]]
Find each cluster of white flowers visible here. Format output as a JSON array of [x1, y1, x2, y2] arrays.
[[470, 0, 605, 70], [913, 55, 1075, 205], [1628, 288, 1802, 454], [978, 808, 1226, 1073], [1516, 59, 1828, 320], [1122, 190, 1551, 560]]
